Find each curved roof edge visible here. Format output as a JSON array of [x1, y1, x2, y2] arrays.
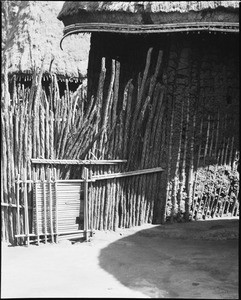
[[60, 21, 239, 48]]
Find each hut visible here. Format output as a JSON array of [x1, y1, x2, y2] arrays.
[[57, 1, 239, 225], [2, 1, 90, 97], [2, 1, 239, 245]]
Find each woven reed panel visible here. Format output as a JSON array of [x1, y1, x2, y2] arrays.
[[57, 183, 84, 233], [33, 182, 84, 235]]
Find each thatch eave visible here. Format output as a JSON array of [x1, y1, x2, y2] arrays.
[[61, 22, 239, 41], [58, 1, 240, 18], [57, 1, 239, 37]]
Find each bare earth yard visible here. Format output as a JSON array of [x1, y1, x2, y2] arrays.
[[1, 217, 239, 298]]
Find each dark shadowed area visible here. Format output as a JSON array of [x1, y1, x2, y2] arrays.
[[98, 218, 239, 298]]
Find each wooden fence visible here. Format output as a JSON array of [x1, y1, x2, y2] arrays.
[[1, 46, 240, 244], [1, 71, 94, 243], [1, 67, 166, 244], [14, 162, 164, 246]]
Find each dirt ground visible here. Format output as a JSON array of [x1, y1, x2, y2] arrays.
[[1, 217, 239, 299]]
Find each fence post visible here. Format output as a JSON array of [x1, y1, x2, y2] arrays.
[[83, 167, 89, 241], [48, 168, 54, 243], [16, 174, 20, 245], [23, 168, 29, 246], [89, 167, 94, 237], [34, 171, 40, 245], [54, 168, 58, 243]]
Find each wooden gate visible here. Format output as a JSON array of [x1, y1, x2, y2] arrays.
[[33, 180, 86, 243], [16, 167, 92, 245], [15, 159, 164, 246]]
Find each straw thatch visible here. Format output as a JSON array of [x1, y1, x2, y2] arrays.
[[57, 1, 239, 35], [3, 1, 90, 79], [58, 1, 239, 18]]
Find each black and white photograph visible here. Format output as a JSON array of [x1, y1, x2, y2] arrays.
[[1, 1, 239, 298]]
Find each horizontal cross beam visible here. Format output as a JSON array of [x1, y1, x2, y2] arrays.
[[31, 158, 127, 165], [91, 167, 164, 180]]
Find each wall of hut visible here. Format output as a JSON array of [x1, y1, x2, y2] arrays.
[[86, 31, 239, 224]]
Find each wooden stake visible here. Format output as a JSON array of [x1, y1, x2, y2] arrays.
[[229, 136, 234, 167], [171, 99, 184, 222], [90, 181, 94, 236], [34, 171, 40, 245], [23, 168, 29, 246], [192, 118, 203, 219], [111, 61, 120, 129], [163, 102, 175, 223], [204, 114, 210, 165], [234, 201, 239, 217], [209, 118, 215, 157], [214, 110, 220, 159], [224, 137, 230, 166], [48, 168, 54, 243], [43, 178, 47, 243], [185, 105, 195, 222], [83, 167, 89, 241], [16, 174, 20, 244], [54, 168, 58, 243]]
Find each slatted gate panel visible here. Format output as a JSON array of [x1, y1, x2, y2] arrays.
[[33, 182, 85, 243], [57, 183, 84, 234]]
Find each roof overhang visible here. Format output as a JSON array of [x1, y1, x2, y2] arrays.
[[60, 21, 239, 49]]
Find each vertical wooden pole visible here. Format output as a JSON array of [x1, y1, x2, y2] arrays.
[[185, 99, 194, 222], [16, 174, 20, 245], [163, 101, 175, 223], [171, 98, 184, 223], [228, 136, 234, 167], [204, 114, 210, 165], [213, 186, 222, 217], [213, 110, 219, 159], [234, 201, 239, 217], [209, 118, 215, 157], [192, 118, 203, 220], [231, 190, 238, 217], [54, 168, 58, 243], [201, 194, 208, 219], [89, 167, 94, 237], [43, 176, 47, 243], [23, 168, 29, 246], [48, 168, 54, 243], [34, 171, 40, 245], [83, 167, 89, 241]]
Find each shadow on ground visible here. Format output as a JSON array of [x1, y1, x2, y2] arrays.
[[98, 219, 239, 298]]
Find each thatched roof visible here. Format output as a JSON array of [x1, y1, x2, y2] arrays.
[[3, 1, 90, 80], [57, 1, 239, 37], [58, 1, 239, 16]]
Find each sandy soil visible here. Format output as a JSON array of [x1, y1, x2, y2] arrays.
[[1, 217, 239, 298]]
